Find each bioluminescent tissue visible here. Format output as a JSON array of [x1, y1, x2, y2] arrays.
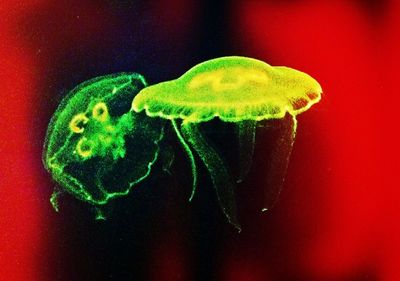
[[44, 56, 322, 230]]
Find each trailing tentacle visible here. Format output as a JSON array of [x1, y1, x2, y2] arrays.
[[236, 120, 257, 183], [171, 120, 198, 201], [262, 114, 297, 212], [181, 121, 241, 231]]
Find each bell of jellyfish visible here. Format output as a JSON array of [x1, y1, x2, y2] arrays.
[[43, 73, 164, 213], [132, 56, 322, 231]]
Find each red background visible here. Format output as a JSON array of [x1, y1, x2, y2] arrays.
[[0, 1, 399, 280]]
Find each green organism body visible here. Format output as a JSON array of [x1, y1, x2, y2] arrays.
[[132, 56, 322, 231], [43, 73, 163, 211]]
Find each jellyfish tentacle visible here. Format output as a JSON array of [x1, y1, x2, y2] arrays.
[[171, 119, 198, 201], [262, 114, 297, 212], [95, 207, 106, 221], [181, 121, 241, 232], [160, 144, 175, 175], [236, 120, 257, 183], [50, 186, 63, 212]]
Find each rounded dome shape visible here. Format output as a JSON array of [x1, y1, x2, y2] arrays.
[[132, 56, 322, 123]]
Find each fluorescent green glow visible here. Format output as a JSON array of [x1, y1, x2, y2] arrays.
[[181, 122, 241, 232], [171, 120, 198, 201], [132, 56, 322, 229], [43, 56, 322, 230], [236, 120, 257, 183], [261, 114, 298, 212], [50, 188, 61, 212], [43, 73, 163, 208], [132, 56, 322, 122]]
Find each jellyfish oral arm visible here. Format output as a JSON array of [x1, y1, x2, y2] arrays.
[[262, 114, 297, 212], [171, 119, 198, 201], [236, 120, 257, 183], [180, 122, 241, 232]]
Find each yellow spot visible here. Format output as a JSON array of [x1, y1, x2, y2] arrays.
[[242, 69, 270, 85], [188, 70, 223, 89], [69, 113, 89, 134], [188, 67, 269, 92], [92, 102, 109, 122], [76, 137, 94, 158]]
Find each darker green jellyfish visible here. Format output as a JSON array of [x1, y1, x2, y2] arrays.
[[43, 73, 163, 213], [132, 56, 322, 231]]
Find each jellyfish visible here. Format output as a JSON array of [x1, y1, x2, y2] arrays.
[[132, 56, 322, 230], [43, 73, 164, 214]]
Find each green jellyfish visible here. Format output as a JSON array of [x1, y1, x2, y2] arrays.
[[43, 73, 163, 214], [132, 56, 322, 230]]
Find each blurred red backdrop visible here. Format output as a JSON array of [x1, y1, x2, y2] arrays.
[[0, 1, 399, 281]]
